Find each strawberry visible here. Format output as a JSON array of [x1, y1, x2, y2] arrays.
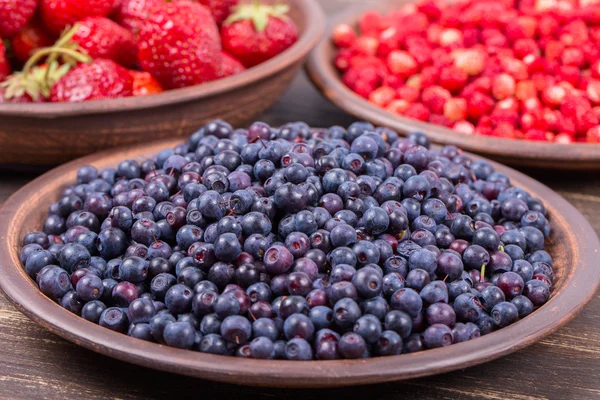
[[219, 51, 246, 78], [0, 86, 36, 102], [50, 58, 133, 102], [11, 19, 55, 63], [131, 70, 163, 96], [138, 1, 222, 89], [0, 40, 10, 81], [0, 0, 38, 38], [1, 62, 70, 102], [221, 2, 298, 68], [197, 0, 239, 25], [41, 0, 119, 36], [72, 17, 137, 68], [113, 0, 163, 34]]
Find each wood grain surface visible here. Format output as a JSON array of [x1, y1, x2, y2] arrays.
[[0, 0, 599, 398]]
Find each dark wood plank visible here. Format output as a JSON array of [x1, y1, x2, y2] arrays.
[[0, 0, 599, 397]]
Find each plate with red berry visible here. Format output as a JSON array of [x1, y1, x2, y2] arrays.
[[306, 0, 600, 170], [0, 0, 325, 166]]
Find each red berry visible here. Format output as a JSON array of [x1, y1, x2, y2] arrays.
[[561, 47, 585, 67], [72, 17, 137, 68], [492, 73, 516, 100], [554, 132, 574, 143], [396, 86, 420, 103], [386, 50, 418, 78], [113, 0, 162, 33], [422, 85, 451, 114], [354, 36, 379, 56], [453, 48, 486, 76], [587, 80, 600, 103], [587, 126, 600, 142], [359, 11, 383, 36], [429, 113, 453, 127], [453, 120, 475, 135], [386, 99, 411, 114], [0, 41, 10, 82], [542, 85, 568, 106], [41, 0, 118, 36], [467, 92, 495, 120], [438, 66, 468, 93], [333, 48, 355, 71], [444, 97, 467, 122], [50, 59, 133, 102], [404, 102, 430, 121], [197, 0, 239, 26], [513, 38, 540, 59], [368, 86, 396, 107], [11, 19, 54, 64], [524, 129, 547, 141], [376, 27, 400, 57], [515, 80, 537, 100], [0, 0, 38, 38], [332, 24, 357, 48], [218, 52, 246, 78]]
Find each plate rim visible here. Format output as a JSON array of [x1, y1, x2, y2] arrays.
[[304, 0, 600, 169], [0, 138, 599, 388]]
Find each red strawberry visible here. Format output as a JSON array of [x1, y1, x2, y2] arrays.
[[221, 2, 298, 68], [0, 0, 38, 38], [219, 51, 245, 77], [1, 62, 69, 102], [72, 17, 137, 67], [0, 40, 10, 81], [197, 0, 239, 25], [131, 70, 163, 96], [41, 0, 118, 36], [0, 86, 36, 102], [50, 58, 133, 102], [11, 19, 55, 63], [138, 1, 221, 89], [113, 0, 163, 33]]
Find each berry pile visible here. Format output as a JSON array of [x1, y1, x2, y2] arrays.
[[332, 0, 600, 143], [21, 121, 555, 360], [0, 0, 298, 103]]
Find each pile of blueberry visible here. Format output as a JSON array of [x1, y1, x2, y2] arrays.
[[20, 120, 554, 360]]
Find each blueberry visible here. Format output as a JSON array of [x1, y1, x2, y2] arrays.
[[38, 266, 72, 300], [82, 300, 107, 323], [423, 324, 453, 348], [338, 332, 366, 359], [76, 274, 104, 301], [511, 295, 534, 318], [25, 249, 56, 278], [374, 330, 403, 356], [128, 297, 157, 324], [221, 315, 252, 345], [285, 338, 313, 360], [99, 307, 129, 333]]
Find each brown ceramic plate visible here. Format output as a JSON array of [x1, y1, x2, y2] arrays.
[[0, 0, 325, 168], [305, 0, 600, 170], [0, 137, 598, 388]]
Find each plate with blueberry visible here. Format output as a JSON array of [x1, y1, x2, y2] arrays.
[[0, 121, 598, 387]]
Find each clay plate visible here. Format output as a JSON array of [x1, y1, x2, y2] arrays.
[[0, 138, 598, 388], [0, 0, 325, 168], [305, 0, 600, 170]]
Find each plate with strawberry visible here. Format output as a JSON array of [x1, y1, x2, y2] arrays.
[[306, 0, 600, 170], [0, 0, 325, 166]]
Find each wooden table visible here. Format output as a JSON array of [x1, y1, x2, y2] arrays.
[[1, 1, 599, 398]]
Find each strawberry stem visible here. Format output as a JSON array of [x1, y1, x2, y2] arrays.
[[23, 47, 90, 75]]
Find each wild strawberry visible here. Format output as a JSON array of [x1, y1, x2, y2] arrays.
[[396, 86, 420, 102], [538, 15, 560, 37], [513, 38, 539, 59], [376, 27, 399, 57], [404, 102, 430, 121], [492, 74, 516, 100], [41, 0, 119, 36], [524, 129, 547, 141], [50, 59, 133, 102], [197, 0, 239, 25], [72, 17, 137, 68], [496, 97, 520, 113], [573, 108, 598, 133], [359, 11, 384, 36], [561, 47, 585, 67], [406, 74, 422, 90], [218, 51, 245, 78], [541, 85, 567, 106], [462, 28, 481, 47], [417, 0, 442, 20], [139, 1, 221, 89], [467, 91, 495, 120], [369, 86, 396, 107], [0, 41, 11, 81], [406, 44, 432, 66], [429, 114, 453, 127], [522, 97, 543, 113], [422, 85, 451, 114], [342, 66, 380, 92], [11, 19, 55, 64], [131, 70, 163, 96], [353, 36, 379, 56], [113, 0, 162, 33], [587, 79, 600, 103], [493, 122, 517, 139], [581, 42, 600, 65], [587, 126, 600, 142], [221, 3, 298, 68], [482, 29, 508, 48], [554, 132, 574, 143], [431, 48, 453, 68], [556, 65, 581, 86], [453, 48, 486, 76], [443, 97, 467, 121], [559, 20, 588, 46], [453, 120, 475, 135], [381, 72, 404, 90], [542, 108, 562, 131], [515, 80, 537, 100], [386, 99, 411, 114], [532, 73, 556, 92], [438, 66, 468, 93], [544, 40, 565, 62], [426, 24, 443, 44], [386, 50, 418, 78], [0, 0, 38, 38], [332, 24, 357, 48], [520, 112, 546, 131], [439, 28, 463, 48], [354, 79, 377, 98], [333, 48, 355, 71], [420, 66, 439, 88]]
